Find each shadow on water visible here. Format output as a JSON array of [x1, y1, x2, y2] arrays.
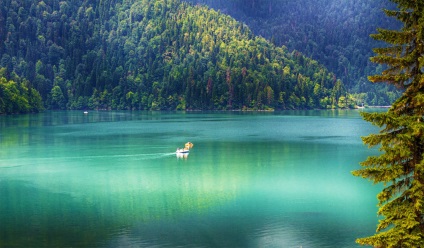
[[0, 181, 116, 247]]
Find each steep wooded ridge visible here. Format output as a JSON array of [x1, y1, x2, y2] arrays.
[[0, 0, 349, 112], [187, 0, 402, 105]]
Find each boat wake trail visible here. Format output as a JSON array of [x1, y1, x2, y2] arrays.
[[0, 152, 177, 167], [82, 152, 177, 160], [120, 152, 176, 160]]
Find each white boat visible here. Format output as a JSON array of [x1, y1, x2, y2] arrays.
[[176, 148, 189, 154], [176, 142, 193, 154]]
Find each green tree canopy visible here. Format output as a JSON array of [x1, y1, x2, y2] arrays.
[[353, 0, 424, 246], [0, 67, 44, 114], [0, 0, 350, 111], [187, 0, 402, 106]]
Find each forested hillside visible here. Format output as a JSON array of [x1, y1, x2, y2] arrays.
[[187, 0, 402, 105], [0, 0, 350, 111]]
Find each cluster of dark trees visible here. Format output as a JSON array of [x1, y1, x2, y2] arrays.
[[0, 0, 353, 112], [187, 0, 402, 105]]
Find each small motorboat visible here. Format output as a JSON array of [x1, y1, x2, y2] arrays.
[[176, 148, 190, 154], [176, 142, 193, 154]]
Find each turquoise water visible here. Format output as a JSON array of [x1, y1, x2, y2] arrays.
[[0, 110, 380, 247]]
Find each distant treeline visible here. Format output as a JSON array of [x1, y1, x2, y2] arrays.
[[1, 0, 353, 112], [187, 0, 402, 105]]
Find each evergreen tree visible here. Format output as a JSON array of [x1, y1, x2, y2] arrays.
[[353, 1, 424, 246], [49, 85, 66, 110]]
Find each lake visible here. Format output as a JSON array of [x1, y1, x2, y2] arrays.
[[0, 110, 380, 247]]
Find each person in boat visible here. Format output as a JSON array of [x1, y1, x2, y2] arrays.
[[185, 142, 193, 149]]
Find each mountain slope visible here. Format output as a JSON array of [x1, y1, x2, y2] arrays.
[[187, 0, 402, 105], [0, 0, 349, 110]]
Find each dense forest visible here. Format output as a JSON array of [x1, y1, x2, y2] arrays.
[[0, 0, 353, 113], [187, 0, 402, 105]]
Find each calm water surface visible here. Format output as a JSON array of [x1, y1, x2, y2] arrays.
[[0, 110, 380, 247]]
